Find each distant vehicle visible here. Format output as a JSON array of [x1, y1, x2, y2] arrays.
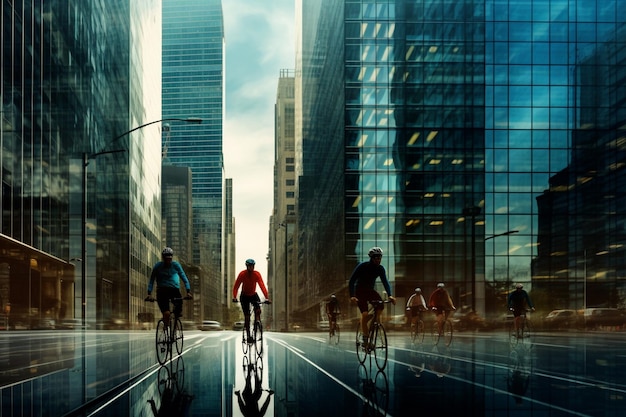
[[56, 319, 89, 330], [232, 321, 245, 331], [199, 320, 223, 331], [583, 308, 626, 329], [543, 309, 579, 329], [103, 318, 129, 330]]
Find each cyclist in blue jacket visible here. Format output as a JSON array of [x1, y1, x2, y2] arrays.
[[146, 247, 192, 326]]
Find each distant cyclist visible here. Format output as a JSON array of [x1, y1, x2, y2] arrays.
[[349, 247, 396, 347], [325, 294, 341, 334], [508, 283, 535, 338], [146, 247, 192, 327], [232, 259, 270, 343], [428, 283, 456, 335], [406, 287, 428, 329]]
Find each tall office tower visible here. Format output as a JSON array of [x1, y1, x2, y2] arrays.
[[162, 0, 225, 320], [270, 70, 296, 331], [0, 1, 162, 329], [295, 0, 626, 321]]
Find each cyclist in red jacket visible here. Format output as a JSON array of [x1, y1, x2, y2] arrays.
[[233, 259, 270, 343]]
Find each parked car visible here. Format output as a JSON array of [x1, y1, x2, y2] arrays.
[[583, 308, 626, 329], [199, 320, 223, 331], [543, 309, 579, 330], [318, 320, 330, 330], [232, 321, 245, 331], [56, 319, 90, 330]]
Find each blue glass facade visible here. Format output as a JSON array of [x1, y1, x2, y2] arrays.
[[0, 1, 162, 328], [162, 0, 225, 318], [297, 0, 626, 320]]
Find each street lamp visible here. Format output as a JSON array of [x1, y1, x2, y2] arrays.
[[279, 222, 289, 332], [463, 206, 481, 311], [484, 230, 519, 241], [79, 117, 202, 327]]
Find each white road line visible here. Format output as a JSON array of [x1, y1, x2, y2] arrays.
[[269, 335, 394, 417]]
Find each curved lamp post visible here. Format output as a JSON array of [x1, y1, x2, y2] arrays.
[[80, 117, 202, 327]]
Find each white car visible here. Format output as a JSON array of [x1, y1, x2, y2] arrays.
[[198, 320, 223, 331]]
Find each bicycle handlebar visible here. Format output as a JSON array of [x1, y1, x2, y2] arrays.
[[232, 299, 271, 304], [144, 295, 192, 302]]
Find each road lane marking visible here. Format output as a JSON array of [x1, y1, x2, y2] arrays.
[[269, 335, 394, 417]]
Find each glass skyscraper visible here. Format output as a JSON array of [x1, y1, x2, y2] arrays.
[[162, 0, 225, 318], [295, 0, 626, 321], [0, 1, 162, 329]]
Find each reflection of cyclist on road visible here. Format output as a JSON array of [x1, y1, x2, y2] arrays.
[[349, 247, 396, 347], [235, 360, 274, 417], [428, 283, 455, 334], [406, 287, 427, 328], [148, 359, 193, 417], [428, 345, 452, 378], [232, 259, 270, 343], [507, 283, 535, 338], [326, 294, 341, 333], [508, 343, 531, 404], [146, 247, 192, 327]]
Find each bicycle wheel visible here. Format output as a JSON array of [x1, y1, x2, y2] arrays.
[[371, 323, 388, 371], [241, 326, 249, 354], [254, 320, 263, 355], [442, 319, 453, 347], [431, 321, 441, 345], [356, 323, 367, 364], [173, 318, 184, 355], [411, 320, 425, 344], [155, 320, 170, 365], [520, 318, 531, 341], [335, 323, 340, 345]]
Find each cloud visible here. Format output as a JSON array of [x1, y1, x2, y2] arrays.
[[222, 0, 294, 276]]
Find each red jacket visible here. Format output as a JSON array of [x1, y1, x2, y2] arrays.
[[233, 270, 269, 299]]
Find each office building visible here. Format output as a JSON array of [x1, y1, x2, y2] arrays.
[[0, 2, 163, 329], [293, 0, 626, 323], [162, 0, 226, 320], [270, 70, 296, 331]]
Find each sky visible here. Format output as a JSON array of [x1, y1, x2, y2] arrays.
[[222, 1, 295, 278]]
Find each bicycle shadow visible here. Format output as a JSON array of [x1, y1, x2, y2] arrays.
[[147, 356, 193, 417], [507, 341, 533, 404], [356, 363, 389, 417], [427, 344, 453, 378], [235, 353, 274, 417]]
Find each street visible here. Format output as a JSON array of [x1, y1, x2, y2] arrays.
[[1, 327, 625, 416]]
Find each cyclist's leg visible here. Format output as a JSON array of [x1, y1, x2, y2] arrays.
[[241, 296, 253, 339], [171, 289, 184, 318], [156, 288, 172, 326]]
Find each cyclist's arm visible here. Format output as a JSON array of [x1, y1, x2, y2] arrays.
[[232, 274, 243, 300], [174, 262, 191, 292], [147, 265, 159, 294], [256, 272, 270, 299]]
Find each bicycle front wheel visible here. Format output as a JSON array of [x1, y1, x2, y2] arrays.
[[241, 326, 249, 354], [372, 323, 388, 371], [334, 324, 340, 345], [442, 319, 453, 347], [254, 321, 263, 355], [520, 318, 531, 342], [155, 320, 170, 365], [411, 321, 425, 344], [173, 318, 184, 355], [431, 321, 441, 345], [355, 323, 367, 364]]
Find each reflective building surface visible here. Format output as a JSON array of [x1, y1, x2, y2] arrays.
[[294, 0, 626, 324]]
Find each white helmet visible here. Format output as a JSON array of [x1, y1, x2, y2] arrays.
[[368, 247, 383, 257], [415, 287, 422, 292], [437, 282, 445, 288]]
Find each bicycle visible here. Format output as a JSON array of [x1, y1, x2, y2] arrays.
[[234, 299, 271, 355], [409, 310, 425, 345], [355, 300, 390, 371], [509, 308, 532, 344], [328, 313, 341, 345], [145, 295, 192, 365], [431, 308, 453, 346]]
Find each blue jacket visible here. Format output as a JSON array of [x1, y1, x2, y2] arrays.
[[148, 261, 191, 293]]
